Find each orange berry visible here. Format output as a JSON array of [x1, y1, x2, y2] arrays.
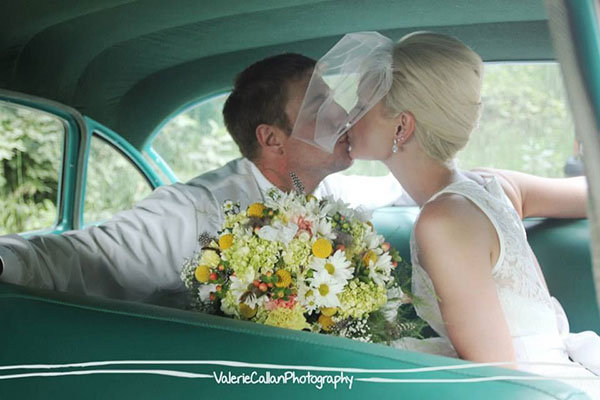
[[259, 283, 268, 292]]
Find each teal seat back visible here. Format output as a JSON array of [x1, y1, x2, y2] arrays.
[[0, 282, 588, 399]]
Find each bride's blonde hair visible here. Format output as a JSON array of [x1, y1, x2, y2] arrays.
[[383, 32, 484, 163]]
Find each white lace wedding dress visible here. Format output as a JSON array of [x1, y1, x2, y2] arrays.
[[391, 173, 600, 398]]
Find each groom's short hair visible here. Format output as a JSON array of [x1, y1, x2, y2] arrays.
[[223, 53, 316, 160]]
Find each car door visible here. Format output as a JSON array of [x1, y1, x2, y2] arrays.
[[0, 90, 162, 235]]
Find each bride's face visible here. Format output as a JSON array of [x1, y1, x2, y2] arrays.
[[348, 100, 397, 160]]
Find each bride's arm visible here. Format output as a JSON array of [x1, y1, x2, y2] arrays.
[[471, 168, 587, 219], [415, 195, 517, 368]]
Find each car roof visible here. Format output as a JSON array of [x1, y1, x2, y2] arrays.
[[0, 0, 551, 149]]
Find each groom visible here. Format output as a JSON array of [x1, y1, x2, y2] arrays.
[[0, 53, 353, 303]]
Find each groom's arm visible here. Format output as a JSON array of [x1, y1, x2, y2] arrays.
[[313, 172, 416, 208], [472, 168, 588, 219], [0, 183, 219, 301]]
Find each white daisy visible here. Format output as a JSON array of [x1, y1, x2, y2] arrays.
[[228, 274, 250, 300], [309, 269, 344, 308], [242, 291, 266, 309], [297, 281, 318, 314], [363, 229, 384, 250], [368, 251, 393, 286], [198, 283, 218, 302], [310, 250, 353, 282], [315, 218, 336, 240]]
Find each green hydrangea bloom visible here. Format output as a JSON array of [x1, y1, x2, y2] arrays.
[[220, 290, 241, 318], [338, 279, 387, 319], [224, 212, 249, 230], [263, 303, 310, 330], [253, 307, 269, 324], [281, 237, 311, 275], [344, 221, 367, 259], [222, 235, 281, 281]]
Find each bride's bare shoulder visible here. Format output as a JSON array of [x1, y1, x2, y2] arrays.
[[415, 193, 496, 251]]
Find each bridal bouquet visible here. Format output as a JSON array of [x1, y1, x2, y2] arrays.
[[181, 189, 431, 343]]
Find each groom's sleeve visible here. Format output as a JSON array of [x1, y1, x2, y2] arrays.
[[0, 183, 219, 301], [313, 173, 416, 208]]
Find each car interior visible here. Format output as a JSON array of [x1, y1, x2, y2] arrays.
[[1, 1, 599, 399]]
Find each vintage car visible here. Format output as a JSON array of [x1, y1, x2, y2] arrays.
[[0, 0, 599, 398]]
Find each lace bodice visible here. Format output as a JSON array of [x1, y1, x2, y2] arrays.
[[401, 174, 600, 397], [410, 174, 558, 339]]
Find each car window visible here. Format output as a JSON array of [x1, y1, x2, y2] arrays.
[[151, 63, 575, 209], [83, 134, 152, 225], [0, 101, 64, 234], [151, 93, 240, 183], [344, 62, 577, 178]]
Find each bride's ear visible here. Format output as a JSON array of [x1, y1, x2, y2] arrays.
[[256, 124, 287, 156], [395, 111, 416, 144]]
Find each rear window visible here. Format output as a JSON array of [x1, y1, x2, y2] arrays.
[[152, 63, 577, 189], [345, 62, 577, 178]]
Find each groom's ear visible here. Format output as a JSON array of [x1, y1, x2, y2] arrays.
[[255, 123, 287, 156]]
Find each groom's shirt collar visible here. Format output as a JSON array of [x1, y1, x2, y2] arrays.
[[243, 158, 279, 195]]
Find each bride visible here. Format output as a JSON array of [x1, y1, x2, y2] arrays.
[[293, 31, 600, 397]]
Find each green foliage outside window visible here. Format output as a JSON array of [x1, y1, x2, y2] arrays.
[[154, 64, 575, 182], [152, 94, 241, 183], [0, 63, 580, 235], [83, 136, 152, 225], [344, 63, 575, 177], [0, 103, 62, 234]]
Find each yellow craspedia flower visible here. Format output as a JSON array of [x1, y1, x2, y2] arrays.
[[219, 233, 234, 250], [362, 250, 378, 266], [312, 238, 333, 258], [194, 265, 211, 283], [239, 303, 257, 319], [275, 269, 292, 288], [318, 314, 334, 331], [320, 307, 337, 317], [247, 202, 265, 218]]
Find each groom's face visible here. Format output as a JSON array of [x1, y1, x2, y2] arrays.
[[283, 75, 353, 175]]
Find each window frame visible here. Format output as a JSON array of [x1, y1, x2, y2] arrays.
[[79, 117, 162, 228], [0, 89, 84, 236], [145, 91, 232, 183]]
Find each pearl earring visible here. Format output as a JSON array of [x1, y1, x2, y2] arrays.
[[392, 137, 399, 154]]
